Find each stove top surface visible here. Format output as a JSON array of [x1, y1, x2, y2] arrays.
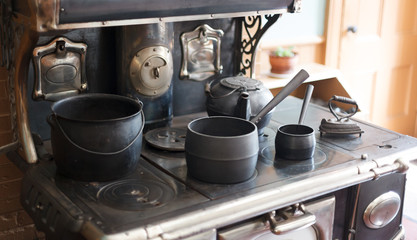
[[141, 121, 356, 200], [23, 159, 209, 235]]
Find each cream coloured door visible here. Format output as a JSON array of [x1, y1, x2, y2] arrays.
[[372, 0, 417, 136], [333, 0, 417, 136], [338, 0, 383, 123]]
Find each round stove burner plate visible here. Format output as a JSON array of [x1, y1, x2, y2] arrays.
[[260, 146, 327, 174], [97, 179, 175, 211], [144, 127, 186, 151]]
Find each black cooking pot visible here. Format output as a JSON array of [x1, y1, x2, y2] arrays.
[[275, 85, 316, 160], [205, 75, 274, 134], [48, 93, 144, 181], [275, 124, 316, 160], [186, 116, 259, 184]]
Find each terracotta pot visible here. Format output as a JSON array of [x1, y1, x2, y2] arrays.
[[269, 53, 298, 74]]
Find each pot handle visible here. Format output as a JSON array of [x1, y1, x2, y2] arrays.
[[49, 112, 145, 155], [251, 69, 309, 124]]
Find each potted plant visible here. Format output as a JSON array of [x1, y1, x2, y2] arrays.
[[269, 46, 298, 74]]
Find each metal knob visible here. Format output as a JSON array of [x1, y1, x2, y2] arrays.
[[347, 26, 358, 34]]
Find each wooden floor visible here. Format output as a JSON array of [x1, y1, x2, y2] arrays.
[[404, 161, 417, 240]]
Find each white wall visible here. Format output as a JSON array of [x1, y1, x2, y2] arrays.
[[263, 0, 326, 41]]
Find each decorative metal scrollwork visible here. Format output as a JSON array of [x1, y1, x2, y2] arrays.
[[235, 14, 280, 78]]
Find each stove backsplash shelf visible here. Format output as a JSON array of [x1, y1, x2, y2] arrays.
[[31, 0, 299, 31]]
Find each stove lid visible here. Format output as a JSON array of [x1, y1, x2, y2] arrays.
[[144, 127, 186, 152]]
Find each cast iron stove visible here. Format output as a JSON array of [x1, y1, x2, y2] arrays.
[[20, 97, 414, 240]]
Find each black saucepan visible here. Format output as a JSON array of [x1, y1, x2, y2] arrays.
[[275, 84, 315, 160], [185, 70, 310, 184]]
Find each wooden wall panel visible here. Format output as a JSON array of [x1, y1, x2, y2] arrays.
[[386, 65, 412, 119]]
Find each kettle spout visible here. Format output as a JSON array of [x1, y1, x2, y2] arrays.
[[234, 91, 251, 120]]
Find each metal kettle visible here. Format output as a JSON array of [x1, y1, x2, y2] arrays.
[[205, 75, 274, 134]]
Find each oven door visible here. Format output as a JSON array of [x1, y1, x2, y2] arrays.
[[218, 196, 335, 240]]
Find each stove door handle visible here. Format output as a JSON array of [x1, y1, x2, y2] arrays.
[[267, 204, 316, 235]]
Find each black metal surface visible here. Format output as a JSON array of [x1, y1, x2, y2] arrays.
[[21, 159, 208, 239], [58, 0, 294, 24], [263, 145, 327, 174], [141, 101, 358, 199], [97, 179, 175, 211], [351, 173, 406, 240], [142, 128, 354, 201]]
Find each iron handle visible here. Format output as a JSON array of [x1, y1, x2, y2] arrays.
[[331, 95, 357, 105], [328, 95, 359, 120], [347, 25, 358, 33], [267, 204, 316, 235]]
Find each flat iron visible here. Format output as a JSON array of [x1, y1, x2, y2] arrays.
[[319, 95, 364, 137]]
